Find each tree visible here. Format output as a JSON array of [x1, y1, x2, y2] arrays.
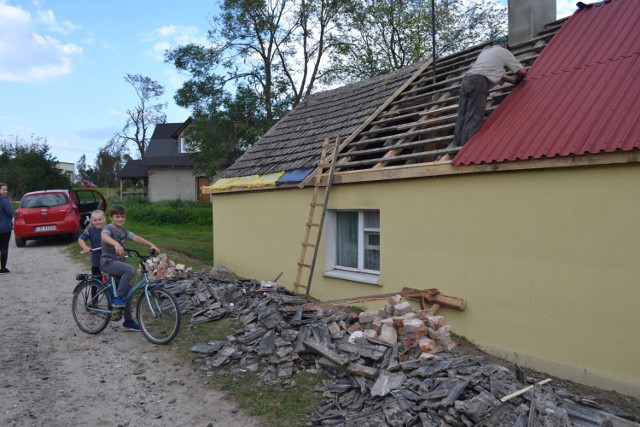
[[166, 0, 507, 175], [185, 86, 270, 177], [165, 0, 350, 175], [108, 74, 167, 159], [328, 0, 507, 83], [0, 135, 71, 197]]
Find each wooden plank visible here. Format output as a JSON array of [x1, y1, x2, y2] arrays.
[[500, 378, 552, 402]]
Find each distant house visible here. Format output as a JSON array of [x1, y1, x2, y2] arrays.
[[57, 162, 75, 182], [118, 118, 210, 203], [203, 0, 640, 398]]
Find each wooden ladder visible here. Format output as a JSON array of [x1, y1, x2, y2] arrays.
[[293, 137, 339, 295]]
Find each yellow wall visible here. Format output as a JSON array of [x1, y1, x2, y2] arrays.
[[211, 164, 640, 397]]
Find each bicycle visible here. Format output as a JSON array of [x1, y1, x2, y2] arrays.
[[71, 248, 181, 345]]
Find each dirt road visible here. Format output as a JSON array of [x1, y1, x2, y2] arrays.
[[0, 238, 261, 427]]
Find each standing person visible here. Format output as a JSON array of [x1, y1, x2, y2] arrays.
[[0, 183, 13, 274], [101, 204, 159, 332], [78, 210, 106, 276], [453, 35, 527, 148]]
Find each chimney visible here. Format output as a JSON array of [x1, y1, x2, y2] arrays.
[[508, 0, 556, 45]]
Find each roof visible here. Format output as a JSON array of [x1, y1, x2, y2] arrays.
[[118, 159, 148, 179], [142, 120, 194, 168], [218, 63, 423, 178], [454, 0, 640, 165], [140, 155, 194, 168], [149, 123, 184, 141], [219, 17, 565, 180]]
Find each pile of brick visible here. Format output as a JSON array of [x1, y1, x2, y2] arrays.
[[352, 293, 456, 356], [141, 252, 192, 280]]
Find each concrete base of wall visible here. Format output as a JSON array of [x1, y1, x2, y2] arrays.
[[480, 341, 640, 399]]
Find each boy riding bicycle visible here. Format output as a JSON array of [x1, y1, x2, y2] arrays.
[[78, 210, 106, 276], [101, 204, 159, 332]]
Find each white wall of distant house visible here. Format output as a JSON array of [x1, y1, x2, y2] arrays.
[[147, 168, 196, 202]]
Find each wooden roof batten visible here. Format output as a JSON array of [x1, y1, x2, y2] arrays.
[[324, 19, 565, 177]]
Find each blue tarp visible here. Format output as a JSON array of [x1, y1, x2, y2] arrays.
[[276, 167, 315, 185]]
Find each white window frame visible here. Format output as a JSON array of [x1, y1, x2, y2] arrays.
[[180, 137, 189, 153], [324, 210, 380, 285]]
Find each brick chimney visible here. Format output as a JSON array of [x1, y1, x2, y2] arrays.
[[508, 0, 556, 45]]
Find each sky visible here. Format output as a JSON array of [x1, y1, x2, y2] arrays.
[[0, 0, 578, 168]]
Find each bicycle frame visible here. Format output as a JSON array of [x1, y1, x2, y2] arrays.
[[76, 250, 158, 315]]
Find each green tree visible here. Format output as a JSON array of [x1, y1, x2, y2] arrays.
[[0, 135, 71, 197], [108, 74, 167, 159], [185, 86, 269, 177], [329, 0, 507, 82], [165, 0, 350, 175]]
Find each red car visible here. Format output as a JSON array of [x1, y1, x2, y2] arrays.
[[13, 189, 107, 247]]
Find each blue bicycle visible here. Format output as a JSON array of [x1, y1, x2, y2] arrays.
[[71, 248, 181, 345]]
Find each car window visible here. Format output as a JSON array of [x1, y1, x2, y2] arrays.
[[76, 191, 97, 203], [22, 193, 68, 208]]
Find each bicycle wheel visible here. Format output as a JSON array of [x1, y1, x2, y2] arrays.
[[137, 287, 181, 345], [72, 281, 111, 334]]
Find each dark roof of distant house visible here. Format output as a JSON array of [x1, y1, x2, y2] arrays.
[[142, 120, 194, 168], [140, 155, 194, 167], [118, 159, 148, 179], [454, 0, 640, 165], [150, 122, 183, 140]]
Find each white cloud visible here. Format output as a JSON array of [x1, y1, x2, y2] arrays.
[[0, 1, 82, 83], [142, 24, 207, 61], [556, 0, 578, 19], [36, 7, 80, 34]]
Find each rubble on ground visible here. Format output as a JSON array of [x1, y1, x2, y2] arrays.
[[141, 252, 193, 280], [157, 267, 639, 427]]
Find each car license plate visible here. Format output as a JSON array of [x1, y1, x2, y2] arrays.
[[35, 225, 57, 232]]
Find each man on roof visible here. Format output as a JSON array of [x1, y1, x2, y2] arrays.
[[453, 35, 527, 148]]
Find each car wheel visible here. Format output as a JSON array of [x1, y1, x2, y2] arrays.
[[15, 237, 26, 248]]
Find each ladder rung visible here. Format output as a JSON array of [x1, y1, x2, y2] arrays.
[[306, 222, 320, 227], [302, 242, 316, 248], [310, 202, 324, 207], [293, 282, 308, 289], [318, 162, 332, 168], [298, 263, 312, 269]]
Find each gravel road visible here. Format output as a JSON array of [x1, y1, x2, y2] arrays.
[[0, 237, 261, 427]]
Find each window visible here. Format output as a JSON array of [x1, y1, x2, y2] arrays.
[[180, 137, 190, 153], [325, 210, 380, 284]]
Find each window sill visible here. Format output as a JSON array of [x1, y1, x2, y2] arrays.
[[323, 269, 380, 285]]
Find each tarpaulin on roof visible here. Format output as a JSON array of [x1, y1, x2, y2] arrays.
[[207, 172, 284, 191], [276, 167, 315, 184]]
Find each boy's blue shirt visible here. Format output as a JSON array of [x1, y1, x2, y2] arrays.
[[79, 225, 102, 267]]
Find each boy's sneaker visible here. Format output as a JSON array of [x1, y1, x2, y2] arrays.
[[122, 321, 141, 332], [111, 296, 125, 308]]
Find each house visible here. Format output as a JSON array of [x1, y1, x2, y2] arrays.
[[118, 118, 210, 203], [56, 162, 75, 182], [203, 0, 640, 398]]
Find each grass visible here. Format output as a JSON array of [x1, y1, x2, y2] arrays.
[[67, 195, 324, 427]]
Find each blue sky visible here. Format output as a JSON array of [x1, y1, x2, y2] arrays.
[[0, 0, 577, 168]]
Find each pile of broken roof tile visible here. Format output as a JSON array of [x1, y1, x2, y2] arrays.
[[159, 269, 639, 427]]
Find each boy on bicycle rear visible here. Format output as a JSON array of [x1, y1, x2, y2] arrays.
[[101, 204, 159, 332], [78, 210, 106, 276]]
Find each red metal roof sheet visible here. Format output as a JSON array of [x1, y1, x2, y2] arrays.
[[453, 0, 640, 166]]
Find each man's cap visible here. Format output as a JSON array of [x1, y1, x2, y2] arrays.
[[493, 35, 509, 45]]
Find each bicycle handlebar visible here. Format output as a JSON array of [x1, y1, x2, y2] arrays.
[[124, 248, 158, 259]]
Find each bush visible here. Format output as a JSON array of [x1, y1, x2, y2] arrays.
[[112, 198, 212, 226]]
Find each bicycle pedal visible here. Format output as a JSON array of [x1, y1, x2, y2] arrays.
[[111, 309, 123, 321]]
